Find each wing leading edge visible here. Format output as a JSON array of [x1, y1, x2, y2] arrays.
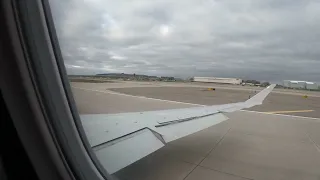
[[81, 84, 275, 173]]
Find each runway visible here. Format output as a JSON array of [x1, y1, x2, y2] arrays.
[[71, 82, 320, 180]]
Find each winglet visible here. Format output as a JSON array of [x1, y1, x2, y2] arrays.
[[245, 84, 276, 106], [219, 84, 276, 112]]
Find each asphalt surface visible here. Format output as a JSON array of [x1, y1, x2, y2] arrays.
[[71, 82, 320, 180]]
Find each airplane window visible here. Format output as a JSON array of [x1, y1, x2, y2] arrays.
[[48, 0, 320, 179]]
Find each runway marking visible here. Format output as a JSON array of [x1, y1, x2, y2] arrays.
[[72, 86, 320, 120], [265, 110, 314, 114], [240, 110, 320, 120]]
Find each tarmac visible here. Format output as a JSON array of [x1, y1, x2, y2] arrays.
[[71, 81, 320, 180], [110, 86, 320, 118]]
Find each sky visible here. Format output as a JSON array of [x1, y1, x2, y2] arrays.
[[49, 0, 320, 83]]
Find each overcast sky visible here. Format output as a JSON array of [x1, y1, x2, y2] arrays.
[[50, 0, 320, 82]]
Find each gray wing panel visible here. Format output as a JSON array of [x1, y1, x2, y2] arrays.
[[93, 128, 165, 174]]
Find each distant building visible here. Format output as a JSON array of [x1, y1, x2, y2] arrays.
[[283, 80, 291, 88], [283, 80, 319, 90], [306, 82, 318, 90], [292, 81, 306, 89], [193, 77, 242, 85]]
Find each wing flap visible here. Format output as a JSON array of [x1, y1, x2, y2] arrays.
[[155, 113, 228, 142], [93, 128, 165, 174]]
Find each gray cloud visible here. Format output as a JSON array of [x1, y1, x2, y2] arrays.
[[49, 0, 320, 82]]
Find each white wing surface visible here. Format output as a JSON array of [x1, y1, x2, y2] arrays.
[[81, 84, 275, 173]]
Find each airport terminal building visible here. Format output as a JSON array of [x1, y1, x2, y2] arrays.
[[193, 77, 243, 85]]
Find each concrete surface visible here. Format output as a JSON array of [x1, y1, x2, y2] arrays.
[[70, 82, 320, 180], [70, 80, 320, 97], [72, 87, 193, 114]]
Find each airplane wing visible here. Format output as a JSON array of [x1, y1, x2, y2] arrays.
[[81, 84, 276, 173]]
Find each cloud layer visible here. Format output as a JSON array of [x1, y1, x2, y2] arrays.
[[50, 0, 320, 82]]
